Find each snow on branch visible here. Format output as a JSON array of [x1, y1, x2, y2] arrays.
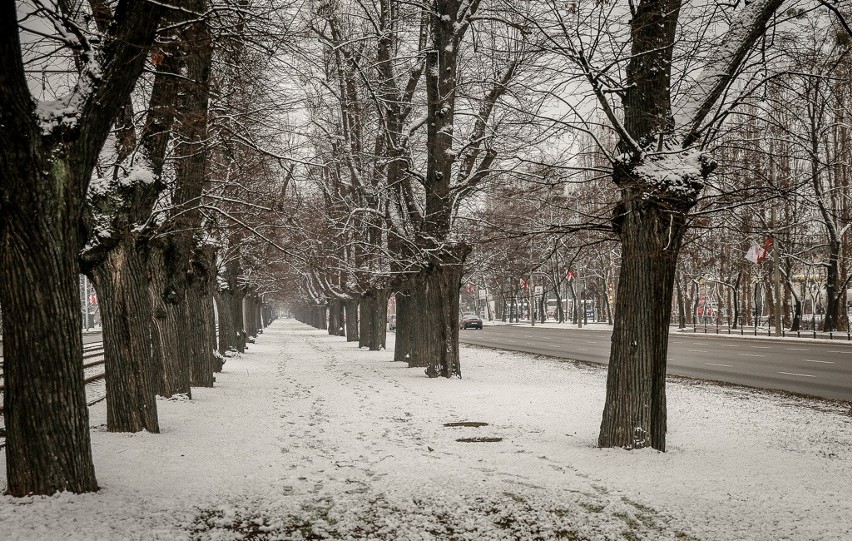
[[675, 0, 785, 148]]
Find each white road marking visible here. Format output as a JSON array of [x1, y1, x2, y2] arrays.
[[802, 359, 834, 364], [689, 349, 709, 353], [827, 350, 852, 354], [738, 353, 765, 357], [705, 362, 733, 367], [786, 348, 808, 351], [778, 371, 816, 378], [750, 346, 771, 349], [576, 348, 589, 351]]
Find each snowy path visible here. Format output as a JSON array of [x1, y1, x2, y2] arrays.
[[1, 319, 851, 539]]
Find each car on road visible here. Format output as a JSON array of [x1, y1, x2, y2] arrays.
[[460, 313, 483, 330]]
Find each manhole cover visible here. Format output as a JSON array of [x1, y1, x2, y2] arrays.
[[456, 437, 503, 443], [444, 421, 489, 427]]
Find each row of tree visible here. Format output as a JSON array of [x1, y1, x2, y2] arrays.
[[3, 0, 851, 496], [277, 0, 851, 456], [1, 0, 288, 496]]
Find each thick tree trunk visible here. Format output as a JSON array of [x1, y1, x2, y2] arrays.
[[148, 248, 191, 398], [186, 287, 215, 387], [598, 165, 696, 452], [358, 289, 387, 350], [396, 276, 433, 367], [824, 241, 841, 332], [231, 292, 247, 352], [90, 239, 160, 433], [312, 305, 327, 330], [403, 252, 466, 377], [213, 291, 233, 355], [253, 297, 263, 334], [243, 295, 256, 338], [393, 290, 413, 362], [0, 0, 165, 496], [344, 299, 359, 342], [423, 260, 465, 378], [675, 273, 686, 329], [329, 299, 346, 336], [0, 164, 98, 494]]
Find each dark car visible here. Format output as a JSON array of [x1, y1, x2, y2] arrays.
[[460, 313, 483, 330]]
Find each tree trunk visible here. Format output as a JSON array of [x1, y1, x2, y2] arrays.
[[397, 276, 434, 367], [0, 163, 98, 494], [313, 304, 327, 330], [403, 251, 466, 377], [358, 289, 387, 350], [234, 291, 247, 352], [344, 298, 359, 342], [213, 291, 234, 355], [329, 298, 345, 336], [422, 259, 465, 378], [0, 0, 164, 496], [186, 286, 214, 387], [393, 289, 414, 362], [599, 165, 696, 452], [675, 272, 686, 329], [148, 248, 192, 398], [89, 239, 160, 433], [824, 240, 841, 332]]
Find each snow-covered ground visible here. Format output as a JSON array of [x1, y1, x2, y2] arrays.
[[2, 319, 851, 540]]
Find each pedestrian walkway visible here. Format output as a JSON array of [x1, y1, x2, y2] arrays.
[[2, 319, 850, 540]]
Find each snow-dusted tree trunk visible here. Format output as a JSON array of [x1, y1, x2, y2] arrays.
[[597, 0, 783, 451], [406, 0, 480, 377], [80, 34, 182, 433], [152, 0, 217, 388], [0, 1, 165, 495]]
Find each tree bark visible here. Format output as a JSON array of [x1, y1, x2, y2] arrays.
[[90, 239, 159, 433], [0, 168, 98, 494], [423, 257, 465, 378], [329, 298, 345, 336], [358, 289, 387, 350], [148, 248, 192, 398], [824, 240, 842, 331], [599, 169, 693, 451], [344, 298, 359, 342], [186, 285, 215, 387], [213, 291, 234, 355]]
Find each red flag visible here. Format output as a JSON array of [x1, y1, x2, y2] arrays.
[[565, 270, 575, 281], [745, 237, 773, 264], [467, 282, 474, 293], [519, 277, 527, 289], [758, 237, 773, 263]]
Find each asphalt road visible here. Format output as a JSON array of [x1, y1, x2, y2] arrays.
[[459, 324, 852, 403]]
